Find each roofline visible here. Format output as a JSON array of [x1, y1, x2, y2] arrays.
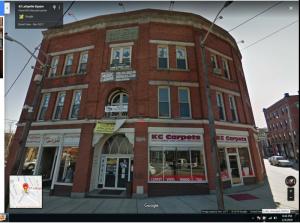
[[263, 94, 299, 112]]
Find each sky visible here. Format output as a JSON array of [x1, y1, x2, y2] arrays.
[[4, 1, 299, 132]]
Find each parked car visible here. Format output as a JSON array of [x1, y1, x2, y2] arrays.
[[269, 156, 293, 167]]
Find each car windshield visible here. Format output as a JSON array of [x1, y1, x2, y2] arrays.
[[277, 157, 285, 160]]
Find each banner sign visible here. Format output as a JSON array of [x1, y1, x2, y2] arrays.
[[217, 135, 248, 144], [149, 133, 202, 146], [149, 175, 206, 182], [94, 122, 115, 134], [100, 70, 136, 83], [43, 135, 60, 146], [105, 105, 128, 113]]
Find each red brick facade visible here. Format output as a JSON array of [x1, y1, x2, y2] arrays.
[[6, 9, 265, 197]]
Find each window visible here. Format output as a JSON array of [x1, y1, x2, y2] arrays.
[[229, 95, 238, 122], [48, 56, 59, 77], [69, 90, 82, 119], [77, 51, 88, 74], [38, 93, 50, 121], [22, 147, 39, 175], [63, 54, 73, 75], [56, 147, 79, 183], [238, 147, 254, 176], [222, 58, 230, 79], [53, 92, 66, 120], [149, 147, 206, 182], [210, 54, 218, 69], [106, 90, 128, 118], [216, 92, 226, 121], [176, 47, 188, 70], [158, 46, 169, 69], [178, 88, 191, 118], [158, 87, 170, 118], [110, 46, 132, 69]]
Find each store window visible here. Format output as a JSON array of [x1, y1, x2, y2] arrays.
[[69, 90, 82, 119], [238, 147, 254, 176], [63, 54, 73, 75], [216, 92, 226, 121], [158, 46, 169, 69], [37, 93, 51, 121], [158, 87, 170, 118], [218, 148, 229, 180], [110, 46, 132, 69], [77, 51, 88, 74], [176, 47, 188, 70], [149, 147, 206, 182], [229, 95, 238, 122], [178, 88, 191, 118], [22, 147, 39, 175], [53, 92, 66, 120], [48, 56, 59, 77], [222, 58, 230, 79], [57, 147, 79, 183]]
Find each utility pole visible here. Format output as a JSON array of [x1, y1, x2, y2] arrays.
[[5, 34, 49, 210], [199, 1, 233, 210]]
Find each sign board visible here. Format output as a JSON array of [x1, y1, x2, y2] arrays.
[[217, 135, 248, 147], [100, 70, 136, 83], [63, 134, 80, 146], [94, 122, 115, 134], [106, 27, 138, 42], [149, 133, 203, 146], [26, 134, 41, 146], [43, 134, 60, 146], [105, 105, 128, 113]]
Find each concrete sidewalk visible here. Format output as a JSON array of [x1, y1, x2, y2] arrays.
[[8, 179, 278, 214]]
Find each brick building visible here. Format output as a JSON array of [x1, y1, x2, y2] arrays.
[[1, 17, 3, 78], [6, 9, 265, 197], [263, 93, 299, 161]]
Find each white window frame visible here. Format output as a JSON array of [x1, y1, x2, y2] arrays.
[[77, 51, 88, 74], [210, 54, 218, 69], [176, 46, 188, 70], [63, 54, 74, 76], [222, 58, 231, 79], [110, 46, 132, 69], [229, 95, 239, 122], [37, 93, 51, 121], [216, 92, 226, 121], [178, 87, 192, 118], [158, 86, 171, 118], [157, 45, 169, 69], [48, 56, 59, 77], [52, 91, 66, 120], [69, 90, 82, 120]]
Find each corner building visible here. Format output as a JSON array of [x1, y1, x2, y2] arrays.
[[7, 9, 265, 197]]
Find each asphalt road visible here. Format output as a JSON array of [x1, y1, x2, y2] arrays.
[[264, 159, 299, 210]]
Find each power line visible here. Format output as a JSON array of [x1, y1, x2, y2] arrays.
[[169, 1, 175, 11], [5, 1, 76, 97], [241, 20, 298, 51], [228, 1, 282, 32]]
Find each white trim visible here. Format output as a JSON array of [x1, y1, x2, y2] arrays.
[[212, 86, 240, 97], [41, 84, 88, 93], [226, 151, 244, 186], [48, 45, 95, 56], [148, 127, 204, 134], [54, 182, 73, 186], [29, 129, 81, 134], [216, 129, 249, 137], [109, 42, 134, 48], [150, 39, 195, 47], [110, 45, 132, 69], [206, 47, 233, 61], [157, 45, 169, 69], [149, 80, 199, 87], [158, 86, 171, 118]]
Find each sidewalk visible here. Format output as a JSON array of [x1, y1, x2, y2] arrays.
[[8, 179, 278, 214]]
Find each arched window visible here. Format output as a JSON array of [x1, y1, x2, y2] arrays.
[[102, 134, 133, 154], [105, 89, 128, 118]]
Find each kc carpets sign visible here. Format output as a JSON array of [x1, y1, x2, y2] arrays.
[[149, 133, 202, 146], [217, 135, 248, 145]]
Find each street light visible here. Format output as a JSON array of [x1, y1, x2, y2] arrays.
[[199, 1, 233, 210], [4, 33, 49, 210]]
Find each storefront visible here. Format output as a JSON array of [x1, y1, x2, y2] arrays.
[[147, 127, 208, 196], [23, 129, 81, 193], [216, 129, 255, 188]]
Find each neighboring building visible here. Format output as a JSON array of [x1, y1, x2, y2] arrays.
[[263, 93, 299, 161], [257, 128, 272, 158], [6, 9, 265, 198]]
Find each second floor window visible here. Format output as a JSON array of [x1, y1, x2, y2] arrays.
[[210, 54, 218, 69], [178, 88, 191, 118], [53, 92, 66, 120], [69, 90, 82, 119], [176, 47, 188, 70], [110, 46, 131, 69], [158, 46, 168, 69], [49, 56, 59, 77], [158, 87, 170, 118], [216, 92, 226, 121], [222, 58, 230, 79], [38, 93, 50, 121], [63, 54, 73, 75], [77, 51, 88, 74], [229, 95, 238, 122]]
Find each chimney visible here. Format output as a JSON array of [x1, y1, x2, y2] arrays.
[[284, 93, 290, 98]]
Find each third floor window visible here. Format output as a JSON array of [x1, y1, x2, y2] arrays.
[[49, 56, 59, 77], [216, 92, 226, 121], [38, 93, 50, 121], [77, 51, 88, 74], [158, 46, 169, 69], [53, 92, 66, 120], [176, 47, 188, 70], [110, 46, 132, 69], [63, 54, 73, 75]]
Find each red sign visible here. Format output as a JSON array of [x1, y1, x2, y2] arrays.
[[151, 134, 201, 142], [217, 135, 247, 143], [149, 175, 206, 182]]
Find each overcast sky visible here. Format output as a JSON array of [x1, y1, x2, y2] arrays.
[[4, 1, 299, 132]]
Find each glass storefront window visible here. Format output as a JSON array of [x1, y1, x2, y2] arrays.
[[149, 147, 206, 182], [22, 147, 39, 175], [57, 147, 79, 183], [218, 148, 229, 180], [238, 147, 253, 176]]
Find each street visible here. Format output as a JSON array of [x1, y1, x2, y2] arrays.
[[264, 159, 299, 209]]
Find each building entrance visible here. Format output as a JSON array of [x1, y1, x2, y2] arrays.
[[226, 148, 243, 186]]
